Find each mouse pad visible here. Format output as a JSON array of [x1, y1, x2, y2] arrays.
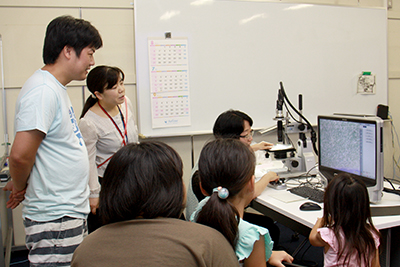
[[269, 191, 305, 203]]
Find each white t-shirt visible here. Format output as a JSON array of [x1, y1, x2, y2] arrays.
[[15, 69, 90, 221]]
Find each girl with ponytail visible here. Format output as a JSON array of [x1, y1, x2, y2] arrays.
[[191, 138, 293, 267]]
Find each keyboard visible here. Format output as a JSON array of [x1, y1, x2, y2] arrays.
[[288, 185, 325, 203]]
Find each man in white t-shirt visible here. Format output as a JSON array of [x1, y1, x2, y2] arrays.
[[4, 15, 102, 266]]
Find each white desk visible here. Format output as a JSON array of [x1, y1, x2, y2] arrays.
[[252, 185, 400, 267]]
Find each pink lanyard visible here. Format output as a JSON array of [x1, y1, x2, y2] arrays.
[[97, 98, 128, 169]]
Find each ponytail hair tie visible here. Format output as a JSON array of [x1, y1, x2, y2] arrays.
[[213, 186, 229, 199]]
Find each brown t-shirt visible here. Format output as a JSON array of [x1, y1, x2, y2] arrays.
[[72, 218, 239, 267]]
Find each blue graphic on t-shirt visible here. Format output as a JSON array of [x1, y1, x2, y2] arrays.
[[69, 107, 84, 146]]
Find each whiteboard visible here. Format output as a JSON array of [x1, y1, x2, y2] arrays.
[[134, 0, 388, 137]]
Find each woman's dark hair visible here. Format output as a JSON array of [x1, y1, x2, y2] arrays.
[[196, 138, 255, 247], [43, 15, 102, 64], [99, 141, 185, 225], [191, 170, 205, 202], [80, 65, 125, 118], [212, 109, 253, 139], [323, 173, 380, 266]]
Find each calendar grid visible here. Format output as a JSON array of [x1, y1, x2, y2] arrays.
[[148, 38, 191, 128]]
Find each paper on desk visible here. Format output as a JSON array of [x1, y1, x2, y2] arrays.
[[255, 160, 287, 181], [268, 191, 305, 203]]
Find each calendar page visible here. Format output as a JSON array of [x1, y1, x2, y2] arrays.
[[148, 38, 191, 128]]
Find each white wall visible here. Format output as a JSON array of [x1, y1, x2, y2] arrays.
[[0, 0, 399, 248]]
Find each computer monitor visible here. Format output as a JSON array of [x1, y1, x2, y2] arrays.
[[317, 114, 384, 203]]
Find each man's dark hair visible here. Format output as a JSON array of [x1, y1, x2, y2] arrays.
[[43, 15, 103, 64]]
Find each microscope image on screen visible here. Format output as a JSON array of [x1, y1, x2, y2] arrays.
[[318, 115, 384, 203]]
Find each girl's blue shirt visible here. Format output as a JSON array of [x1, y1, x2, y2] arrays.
[[190, 197, 274, 261]]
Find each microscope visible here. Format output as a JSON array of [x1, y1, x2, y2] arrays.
[[268, 82, 318, 176]]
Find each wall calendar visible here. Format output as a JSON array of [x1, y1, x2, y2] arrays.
[[148, 38, 191, 128]]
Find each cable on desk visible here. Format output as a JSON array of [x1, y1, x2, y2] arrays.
[[384, 177, 396, 190], [383, 188, 400, 196], [284, 174, 313, 187], [383, 177, 400, 196], [385, 177, 400, 186], [286, 172, 324, 191], [285, 171, 326, 203], [283, 162, 318, 181], [305, 162, 318, 177], [285, 172, 316, 181]]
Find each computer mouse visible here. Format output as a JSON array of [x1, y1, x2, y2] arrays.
[[299, 202, 321, 211]]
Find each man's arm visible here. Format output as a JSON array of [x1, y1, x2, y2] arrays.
[[9, 130, 45, 191]]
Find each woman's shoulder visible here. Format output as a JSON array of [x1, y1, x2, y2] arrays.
[[83, 105, 112, 121], [79, 112, 95, 127], [135, 217, 232, 241], [88, 104, 109, 118], [79, 109, 110, 135], [80, 110, 100, 123], [175, 219, 238, 249], [175, 218, 215, 231], [74, 218, 239, 267], [138, 218, 240, 265]]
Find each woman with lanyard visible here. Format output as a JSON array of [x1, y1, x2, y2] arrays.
[[79, 65, 139, 232]]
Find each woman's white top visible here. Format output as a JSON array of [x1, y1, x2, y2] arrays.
[[79, 97, 139, 197]]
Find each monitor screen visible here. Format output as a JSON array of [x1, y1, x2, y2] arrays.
[[318, 115, 383, 187]]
